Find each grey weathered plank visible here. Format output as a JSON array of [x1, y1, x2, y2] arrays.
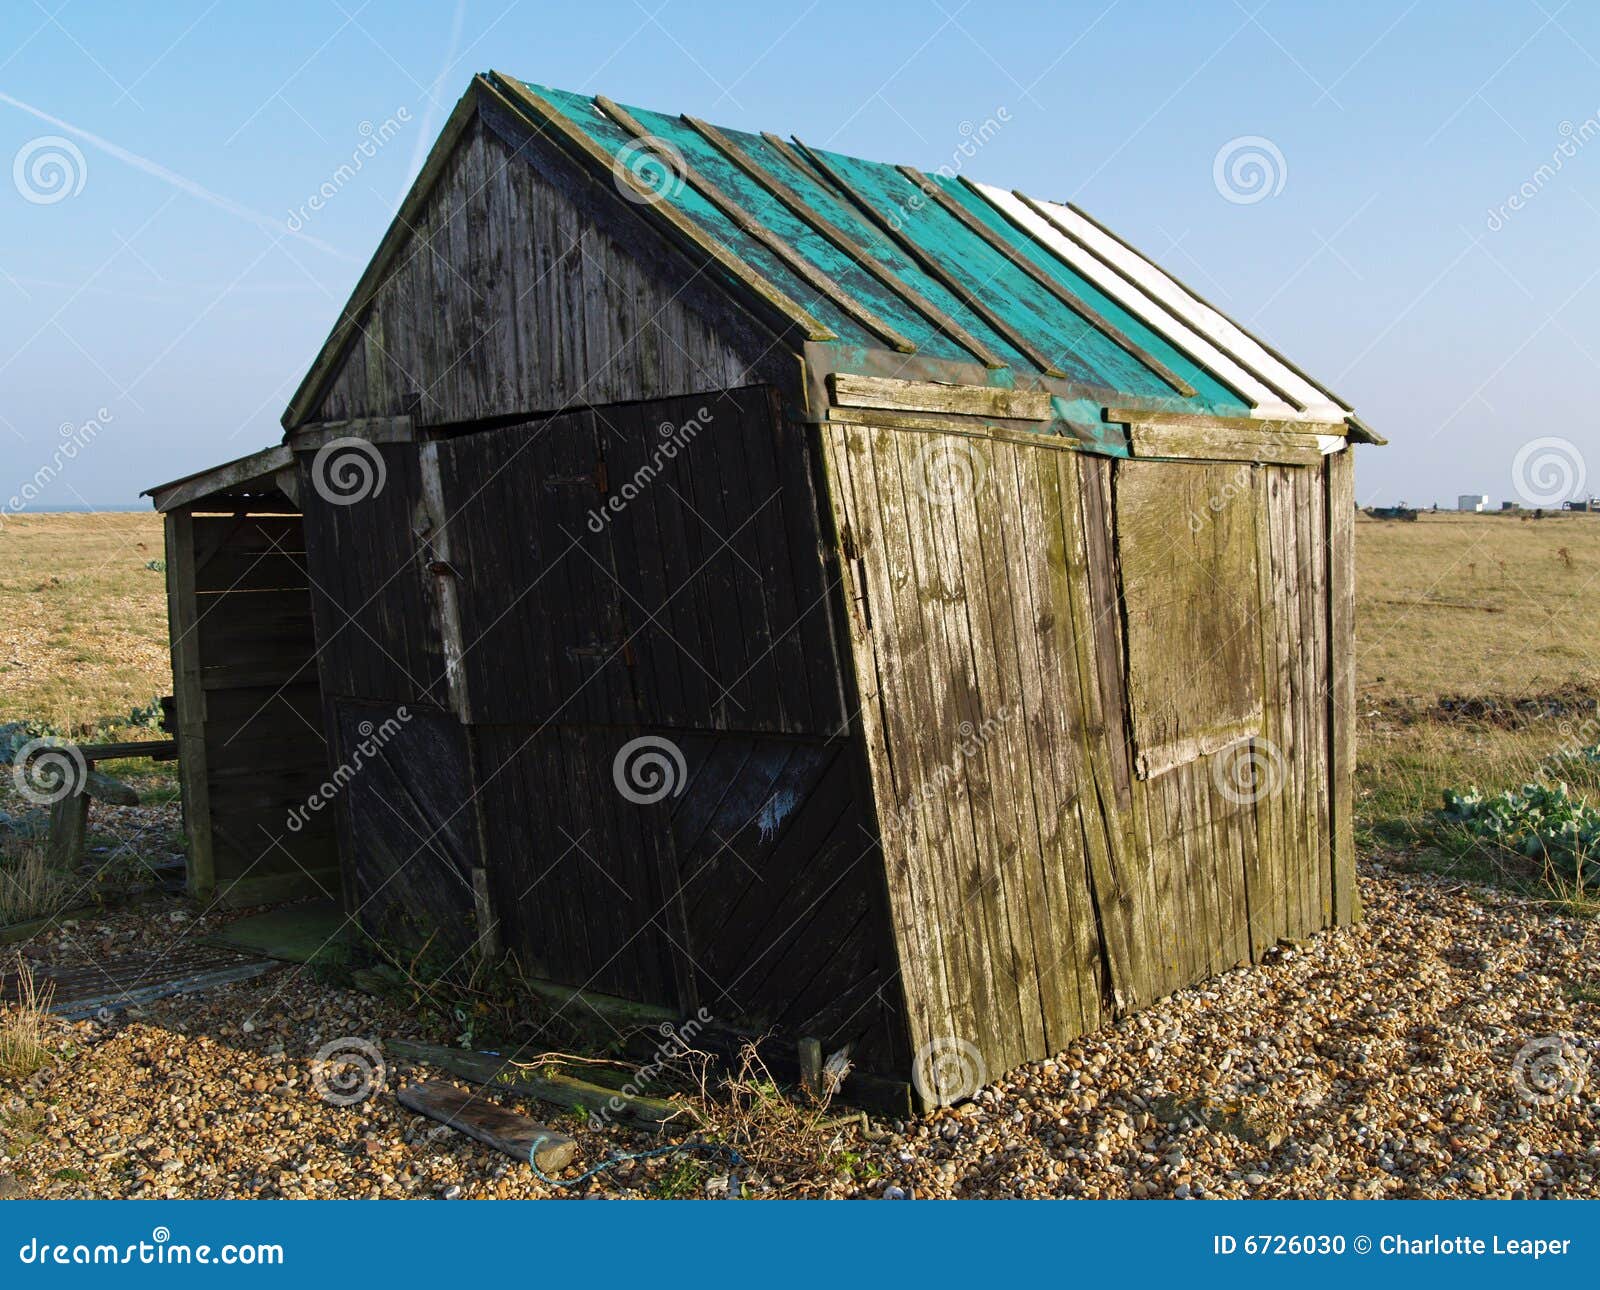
[[1326, 449, 1358, 924], [396, 1080, 579, 1171]]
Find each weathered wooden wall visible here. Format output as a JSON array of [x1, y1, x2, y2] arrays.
[[165, 512, 338, 907], [819, 422, 1345, 1091], [292, 385, 904, 1064], [303, 113, 781, 431]]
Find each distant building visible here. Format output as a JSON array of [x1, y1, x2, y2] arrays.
[[1458, 493, 1489, 512], [1564, 498, 1599, 513]]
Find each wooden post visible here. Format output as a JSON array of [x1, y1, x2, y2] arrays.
[[45, 790, 88, 868], [798, 1036, 823, 1098], [164, 510, 215, 901], [1325, 449, 1358, 924]]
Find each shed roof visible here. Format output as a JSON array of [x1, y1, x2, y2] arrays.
[[496, 75, 1368, 431], [281, 72, 1378, 443]]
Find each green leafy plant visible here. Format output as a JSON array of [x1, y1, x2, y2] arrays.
[[1437, 780, 1599, 882]]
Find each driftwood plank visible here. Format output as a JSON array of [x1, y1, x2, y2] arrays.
[[396, 1080, 578, 1171], [389, 1040, 695, 1127]]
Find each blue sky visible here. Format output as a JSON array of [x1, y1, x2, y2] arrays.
[[1, 0, 1597, 508]]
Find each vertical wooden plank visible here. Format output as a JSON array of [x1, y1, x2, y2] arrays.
[[947, 438, 1056, 1058], [1326, 449, 1358, 924], [998, 448, 1100, 1043], [1049, 452, 1145, 1013], [816, 423, 958, 1083], [165, 511, 215, 901], [902, 431, 1030, 1072]]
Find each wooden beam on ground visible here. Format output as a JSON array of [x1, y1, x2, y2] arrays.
[[791, 139, 1069, 378], [396, 1080, 579, 1171], [828, 372, 1051, 421], [390, 1040, 696, 1127], [894, 167, 1197, 397], [682, 116, 1006, 368]]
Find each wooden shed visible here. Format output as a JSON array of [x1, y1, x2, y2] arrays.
[[147, 72, 1382, 1108]]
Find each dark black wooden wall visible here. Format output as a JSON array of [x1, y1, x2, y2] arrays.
[[297, 384, 906, 1070]]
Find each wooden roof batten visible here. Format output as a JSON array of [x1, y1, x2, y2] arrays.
[[894, 166, 1197, 399], [789, 138, 1070, 380], [681, 115, 1008, 370], [999, 188, 1305, 412], [1057, 197, 1382, 442], [591, 95, 918, 355], [487, 73, 839, 352]]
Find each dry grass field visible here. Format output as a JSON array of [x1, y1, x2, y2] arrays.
[[1354, 511, 1600, 906], [0, 511, 169, 738], [2, 506, 1597, 867]]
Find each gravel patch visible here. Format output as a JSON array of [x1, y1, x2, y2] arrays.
[[2, 863, 1595, 1199]]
